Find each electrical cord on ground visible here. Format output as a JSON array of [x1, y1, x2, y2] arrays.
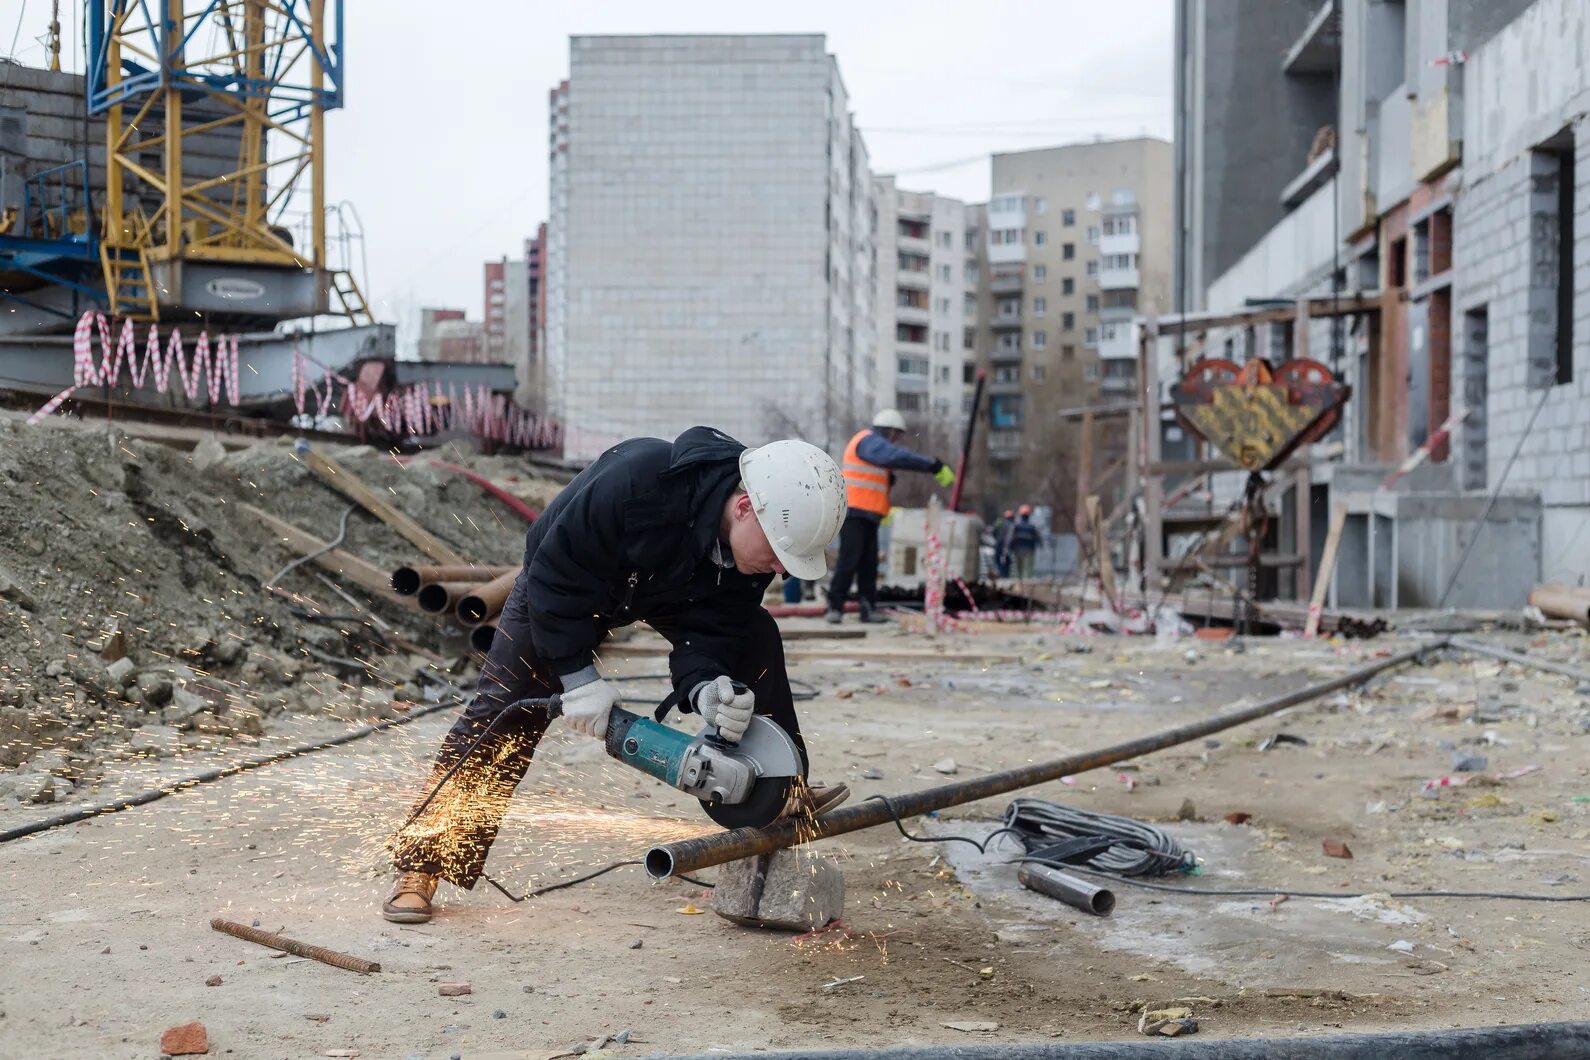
[[863, 796, 1590, 904], [265, 502, 358, 589], [1003, 797, 1196, 876], [481, 862, 715, 902], [0, 689, 465, 845]]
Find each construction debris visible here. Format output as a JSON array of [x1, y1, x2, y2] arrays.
[[210, 919, 380, 974]]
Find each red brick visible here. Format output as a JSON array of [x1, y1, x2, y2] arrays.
[[160, 1021, 209, 1056], [438, 982, 472, 996], [1322, 839, 1354, 859]]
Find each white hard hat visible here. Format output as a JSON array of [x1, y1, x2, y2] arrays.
[[739, 440, 847, 581], [872, 408, 907, 431]]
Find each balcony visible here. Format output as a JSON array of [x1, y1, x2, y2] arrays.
[[1099, 302, 1137, 323], [895, 303, 930, 326], [1098, 323, 1135, 361], [894, 373, 930, 395], [988, 373, 1023, 395], [989, 271, 1024, 295], [1099, 230, 1140, 257], [1098, 264, 1139, 291], [989, 311, 1023, 331], [896, 267, 930, 289], [896, 233, 931, 256], [988, 343, 1022, 364], [987, 429, 1023, 456]]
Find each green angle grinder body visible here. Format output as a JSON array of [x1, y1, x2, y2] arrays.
[[602, 707, 802, 829]]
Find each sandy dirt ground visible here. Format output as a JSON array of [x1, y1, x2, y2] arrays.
[[3, 624, 1589, 1058]]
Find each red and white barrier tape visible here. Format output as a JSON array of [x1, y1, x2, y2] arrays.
[[1379, 406, 1465, 491], [28, 311, 241, 424]]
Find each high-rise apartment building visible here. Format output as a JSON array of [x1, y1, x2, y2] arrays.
[[872, 176, 982, 456], [969, 138, 1173, 516], [544, 35, 877, 463], [518, 225, 548, 414]]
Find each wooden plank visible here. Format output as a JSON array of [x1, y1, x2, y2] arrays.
[[300, 447, 466, 565], [776, 628, 868, 641], [602, 639, 1021, 665], [245, 503, 415, 608], [1086, 494, 1120, 611], [1304, 502, 1348, 638]]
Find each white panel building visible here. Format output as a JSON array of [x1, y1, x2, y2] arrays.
[[544, 35, 877, 462]]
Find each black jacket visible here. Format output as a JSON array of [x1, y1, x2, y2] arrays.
[[514, 426, 772, 701]]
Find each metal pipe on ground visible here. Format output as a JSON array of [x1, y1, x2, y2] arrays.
[[664, 1020, 1590, 1060], [1017, 862, 1114, 915], [469, 622, 497, 654], [416, 581, 485, 614], [456, 570, 519, 626], [1449, 636, 1590, 684], [646, 642, 1442, 880], [392, 564, 515, 597]]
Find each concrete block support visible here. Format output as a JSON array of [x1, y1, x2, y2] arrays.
[[712, 847, 845, 932]]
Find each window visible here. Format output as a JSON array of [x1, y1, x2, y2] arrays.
[[994, 365, 1020, 384], [1032, 297, 1047, 316], [898, 218, 929, 239], [897, 392, 926, 412], [897, 355, 929, 375], [935, 296, 952, 315], [1034, 231, 1047, 246], [1063, 243, 1075, 260], [937, 230, 954, 248], [1031, 364, 1047, 383], [938, 365, 951, 383], [1087, 225, 1100, 244], [1085, 327, 1099, 346], [1529, 130, 1575, 386], [1086, 260, 1099, 277], [1062, 312, 1075, 330], [1061, 344, 1075, 361], [964, 263, 979, 285], [1035, 197, 1048, 214], [934, 331, 951, 351], [998, 297, 1021, 318], [1032, 330, 1048, 350], [990, 395, 1023, 427], [963, 362, 977, 383], [963, 327, 976, 350], [897, 287, 928, 309], [1084, 363, 1099, 381], [996, 332, 1021, 352], [1034, 264, 1047, 281], [1086, 192, 1101, 211], [1062, 208, 1076, 226], [1102, 215, 1136, 236], [990, 228, 1024, 245], [963, 393, 976, 415], [898, 251, 929, 273], [1101, 253, 1137, 270], [897, 323, 928, 344], [964, 228, 979, 250], [990, 194, 1023, 212], [1086, 294, 1099, 312], [1062, 277, 1074, 295], [1103, 289, 1138, 310], [938, 264, 953, 282]]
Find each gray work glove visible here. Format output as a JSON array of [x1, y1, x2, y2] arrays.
[[691, 676, 755, 743], [559, 671, 620, 740]]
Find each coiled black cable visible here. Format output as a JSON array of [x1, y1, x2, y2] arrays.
[[1003, 797, 1196, 876]]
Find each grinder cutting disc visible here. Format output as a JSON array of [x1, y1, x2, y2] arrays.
[[699, 715, 803, 830]]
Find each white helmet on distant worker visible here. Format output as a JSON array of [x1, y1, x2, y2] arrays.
[[872, 408, 908, 432], [739, 440, 847, 581]]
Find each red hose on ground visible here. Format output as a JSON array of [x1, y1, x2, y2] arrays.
[[425, 460, 539, 523]]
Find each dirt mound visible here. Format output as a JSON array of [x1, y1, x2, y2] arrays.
[[0, 416, 560, 802]]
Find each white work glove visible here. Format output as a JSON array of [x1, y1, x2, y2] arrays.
[[692, 676, 755, 743], [559, 675, 620, 740]]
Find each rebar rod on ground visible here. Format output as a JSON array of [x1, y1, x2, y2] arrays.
[[211, 919, 380, 974], [665, 1020, 1590, 1060], [1449, 636, 1590, 684], [646, 642, 1442, 879]]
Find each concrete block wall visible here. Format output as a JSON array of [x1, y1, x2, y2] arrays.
[[1453, 0, 1590, 585]]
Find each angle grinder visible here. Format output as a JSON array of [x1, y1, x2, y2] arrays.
[[535, 685, 803, 830]]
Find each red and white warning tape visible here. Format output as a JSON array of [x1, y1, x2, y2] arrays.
[[1379, 405, 1465, 491]]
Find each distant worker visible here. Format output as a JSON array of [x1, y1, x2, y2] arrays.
[[827, 409, 955, 624], [1010, 504, 1042, 581], [992, 508, 1015, 578]]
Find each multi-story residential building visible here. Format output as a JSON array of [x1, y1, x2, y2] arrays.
[[968, 138, 1173, 517], [417, 307, 488, 364], [1173, 0, 1584, 604], [872, 176, 981, 459], [518, 225, 548, 414], [544, 35, 877, 463], [483, 259, 509, 363]]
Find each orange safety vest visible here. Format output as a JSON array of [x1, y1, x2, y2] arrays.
[[841, 429, 891, 516]]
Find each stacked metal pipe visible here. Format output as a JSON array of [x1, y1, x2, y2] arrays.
[[390, 564, 518, 651]]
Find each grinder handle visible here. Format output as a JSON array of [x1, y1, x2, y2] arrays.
[[702, 680, 752, 749]]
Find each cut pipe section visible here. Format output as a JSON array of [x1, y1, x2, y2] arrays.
[[416, 581, 482, 614], [1017, 862, 1115, 916], [457, 570, 519, 626], [469, 622, 497, 654], [644, 643, 1441, 880], [392, 564, 515, 596]]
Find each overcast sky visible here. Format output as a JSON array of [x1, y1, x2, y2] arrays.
[[13, 0, 1173, 337]]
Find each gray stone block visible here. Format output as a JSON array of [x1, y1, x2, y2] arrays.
[[712, 848, 844, 932]]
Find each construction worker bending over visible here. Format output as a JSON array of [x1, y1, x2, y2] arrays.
[[827, 409, 955, 624], [1010, 504, 1042, 580], [384, 427, 850, 924]]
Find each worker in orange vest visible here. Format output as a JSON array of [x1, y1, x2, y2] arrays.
[[828, 409, 955, 624]]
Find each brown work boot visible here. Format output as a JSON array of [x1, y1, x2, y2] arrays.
[[382, 870, 439, 924], [781, 782, 851, 821]]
